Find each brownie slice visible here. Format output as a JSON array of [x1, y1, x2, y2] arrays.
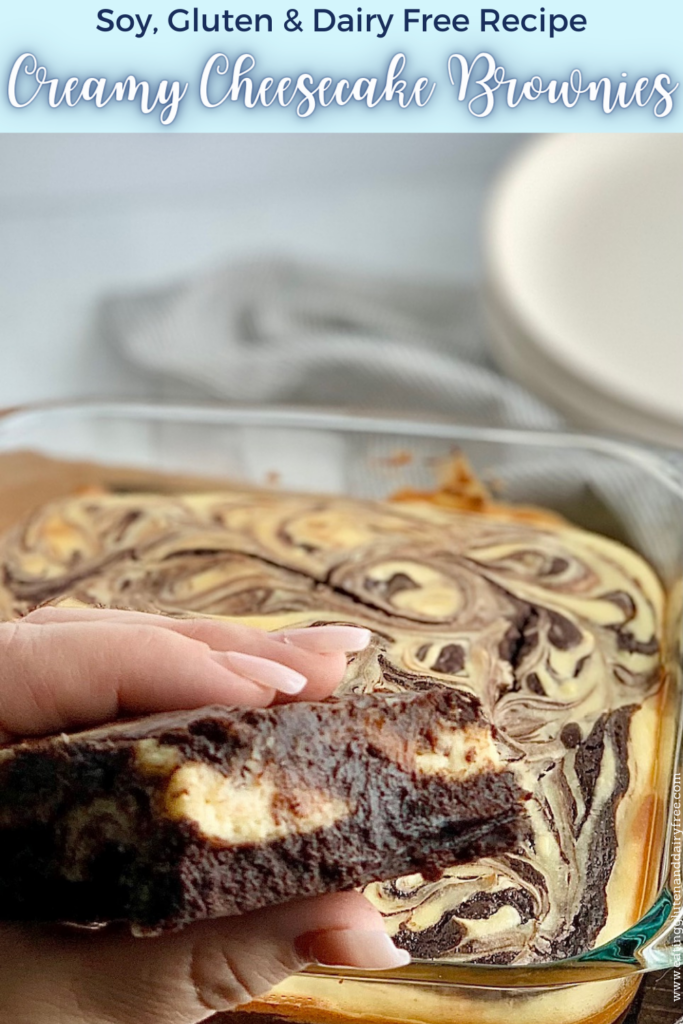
[[0, 688, 526, 933]]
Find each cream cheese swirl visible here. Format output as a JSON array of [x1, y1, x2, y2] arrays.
[[0, 487, 664, 963]]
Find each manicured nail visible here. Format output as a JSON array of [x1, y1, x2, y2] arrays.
[[276, 626, 372, 654], [301, 930, 411, 970], [213, 651, 307, 695]]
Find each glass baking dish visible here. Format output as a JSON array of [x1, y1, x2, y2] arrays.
[[0, 400, 681, 1024]]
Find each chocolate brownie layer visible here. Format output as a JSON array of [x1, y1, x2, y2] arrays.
[[0, 689, 526, 933], [0, 484, 665, 962]]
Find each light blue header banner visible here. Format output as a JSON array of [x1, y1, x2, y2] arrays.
[[2, 0, 681, 130]]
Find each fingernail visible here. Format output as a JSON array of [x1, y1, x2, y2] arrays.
[[276, 626, 372, 654], [213, 652, 307, 695], [301, 930, 411, 970]]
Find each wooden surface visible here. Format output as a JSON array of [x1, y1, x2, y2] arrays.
[[221, 973, 682, 1024], [625, 972, 680, 1023]]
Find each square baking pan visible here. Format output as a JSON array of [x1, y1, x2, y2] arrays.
[[0, 401, 680, 1024]]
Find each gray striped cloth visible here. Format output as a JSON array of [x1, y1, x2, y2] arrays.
[[100, 257, 561, 428], [101, 258, 683, 582]]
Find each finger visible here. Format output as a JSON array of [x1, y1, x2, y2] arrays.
[[24, 608, 368, 702], [0, 893, 409, 1024], [0, 619, 312, 737], [25, 608, 373, 654]]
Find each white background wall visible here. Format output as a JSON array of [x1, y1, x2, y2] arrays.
[[0, 134, 528, 406]]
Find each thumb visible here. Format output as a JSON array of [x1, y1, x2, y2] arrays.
[[0, 893, 409, 1024]]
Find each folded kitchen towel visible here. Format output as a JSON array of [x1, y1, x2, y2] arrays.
[[99, 257, 563, 429], [100, 256, 682, 572]]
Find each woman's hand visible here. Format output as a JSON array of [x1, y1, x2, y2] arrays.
[[0, 608, 409, 1024]]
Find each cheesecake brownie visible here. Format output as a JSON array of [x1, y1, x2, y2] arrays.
[[0, 483, 665, 962], [0, 689, 526, 933]]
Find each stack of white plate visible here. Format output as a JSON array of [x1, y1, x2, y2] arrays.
[[484, 134, 683, 448]]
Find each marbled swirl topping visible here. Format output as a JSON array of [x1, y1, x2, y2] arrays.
[[0, 486, 664, 963]]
